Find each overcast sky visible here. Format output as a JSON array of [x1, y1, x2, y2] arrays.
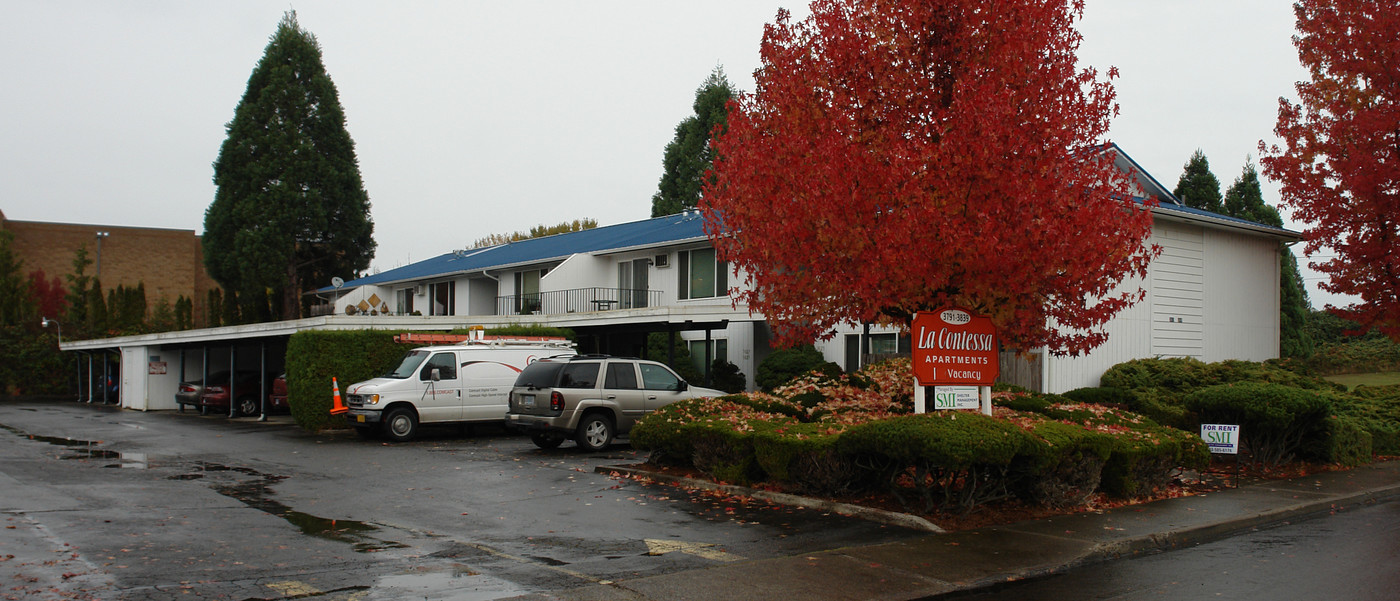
[[0, 1, 1349, 308]]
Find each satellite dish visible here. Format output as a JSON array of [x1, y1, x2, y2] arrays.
[[331, 277, 345, 289]]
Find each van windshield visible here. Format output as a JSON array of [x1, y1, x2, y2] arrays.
[[385, 351, 430, 379]]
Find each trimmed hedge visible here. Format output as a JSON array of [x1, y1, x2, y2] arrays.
[[1334, 386, 1400, 455], [285, 330, 413, 431], [1007, 415, 1114, 507], [1183, 382, 1332, 466], [838, 413, 1031, 512]]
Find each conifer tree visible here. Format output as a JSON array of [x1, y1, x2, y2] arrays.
[[1173, 149, 1225, 212], [206, 11, 375, 321], [651, 68, 736, 218]]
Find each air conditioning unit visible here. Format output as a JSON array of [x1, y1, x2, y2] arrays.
[[412, 284, 425, 296], [653, 254, 670, 268]]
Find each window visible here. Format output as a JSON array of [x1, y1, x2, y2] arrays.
[[640, 363, 682, 391], [429, 281, 455, 316], [420, 352, 457, 381], [604, 363, 639, 390], [396, 288, 415, 315], [514, 270, 542, 313], [558, 363, 600, 389], [678, 248, 728, 300], [688, 339, 728, 373]]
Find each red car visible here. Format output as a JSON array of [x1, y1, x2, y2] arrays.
[[198, 371, 288, 417]]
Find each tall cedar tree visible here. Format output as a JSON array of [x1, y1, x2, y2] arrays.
[[1262, 0, 1400, 340], [207, 11, 375, 321], [1172, 149, 1225, 212], [651, 69, 736, 218], [703, 0, 1156, 355], [1222, 160, 1314, 357]]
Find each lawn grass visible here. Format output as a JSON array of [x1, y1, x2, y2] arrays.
[[1324, 372, 1400, 391]]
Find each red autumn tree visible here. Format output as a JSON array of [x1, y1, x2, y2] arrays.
[[702, 0, 1157, 355], [28, 270, 68, 323], [1260, 0, 1400, 341]]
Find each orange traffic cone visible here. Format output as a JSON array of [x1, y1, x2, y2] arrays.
[[330, 377, 348, 415]]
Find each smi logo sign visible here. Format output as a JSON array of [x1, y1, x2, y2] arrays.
[[912, 308, 999, 386]]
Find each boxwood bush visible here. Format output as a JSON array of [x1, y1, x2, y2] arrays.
[[1005, 414, 1114, 507], [1333, 385, 1400, 455]]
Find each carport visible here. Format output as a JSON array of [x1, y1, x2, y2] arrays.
[[55, 307, 762, 415]]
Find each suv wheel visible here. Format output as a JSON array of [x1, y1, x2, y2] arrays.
[[236, 396, 259, 417], [531, 432, 565, 450], [383, 407, 419, 443], [574, 414, 613, 451]]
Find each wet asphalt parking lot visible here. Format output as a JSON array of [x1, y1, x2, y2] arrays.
[[0, 399, 922, 600]]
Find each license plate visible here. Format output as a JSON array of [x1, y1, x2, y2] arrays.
[[521, 394, 535, 408], [356, 415, 366, 423]]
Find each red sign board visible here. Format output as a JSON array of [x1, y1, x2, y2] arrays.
[[912, 308, 999, 386]]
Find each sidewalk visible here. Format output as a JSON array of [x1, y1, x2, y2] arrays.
[[517, 460, 1400, 601]]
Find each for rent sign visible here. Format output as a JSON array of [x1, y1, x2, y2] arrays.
[[912, 308, 999, 385]]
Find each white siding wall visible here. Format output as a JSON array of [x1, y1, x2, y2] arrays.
[[468, 277, 496, 316], [1201, 229, 1281, 361], [1151, 221, 1205, 358], [1042, 273, 1155, 393], [541, 254, 608, 293]]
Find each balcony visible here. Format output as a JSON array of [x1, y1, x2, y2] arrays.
[[496, 287, 662, 315]]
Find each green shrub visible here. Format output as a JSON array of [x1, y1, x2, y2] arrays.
[[1332, 388, 1400, 455], [1008, 416, 1114, 508], [752, 423, 861, 495], [707, 360, 748, 394], [688, 422, 764, 485], [755, 345, 841, 390], [1301, 339, 1400, 376], [838, 413, 1032, 512], [1100, 357, 1218, 392], [1062, 386, 1133, 407], [1303, 416, 1373, 467], [1098, 425, 1208, 498], [1183, 382, 1332, 466], [285, 330, 414, 431]]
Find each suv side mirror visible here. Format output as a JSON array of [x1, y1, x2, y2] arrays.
[[676, 381, 688, 392]]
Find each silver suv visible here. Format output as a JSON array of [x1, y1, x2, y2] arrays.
[[505, 355, 725, 451]]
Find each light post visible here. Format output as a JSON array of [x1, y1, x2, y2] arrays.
[[94, 231, 109, 277], [41, 317, 61, 345]]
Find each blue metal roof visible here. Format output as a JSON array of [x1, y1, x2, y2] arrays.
[[325, 211, 710, 292], [329, 146, 1297, 293]]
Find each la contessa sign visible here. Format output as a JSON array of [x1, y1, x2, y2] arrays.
[[912, 309, 999, 386]]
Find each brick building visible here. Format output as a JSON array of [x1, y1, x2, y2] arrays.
[[0, 209, 219, 325]]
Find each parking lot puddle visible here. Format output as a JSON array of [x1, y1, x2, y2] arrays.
[[201, 464, 407, 554], [0, 422, 148, 468]]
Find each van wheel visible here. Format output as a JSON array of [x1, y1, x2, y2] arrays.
[[236, 396, 259, 417], [531, 432, 565, 450], [574, 414, 613, 452], [383, 408, 419, 442]]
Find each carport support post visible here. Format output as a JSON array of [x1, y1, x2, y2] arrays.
[[178, 350, 186, 413], [85, 353, 93, 403], [228, 345, 237, 418], [258, 342, 267, 422]]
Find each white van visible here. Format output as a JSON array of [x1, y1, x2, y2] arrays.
[[343, 336, 576, 442]]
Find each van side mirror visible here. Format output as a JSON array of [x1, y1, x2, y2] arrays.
[[430, 368, 441, 382]]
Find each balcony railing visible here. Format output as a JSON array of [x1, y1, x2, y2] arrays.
[[496, 287, 662, 315]]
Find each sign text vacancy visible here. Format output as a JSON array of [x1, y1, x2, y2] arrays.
[[912, 309, 999, 386]]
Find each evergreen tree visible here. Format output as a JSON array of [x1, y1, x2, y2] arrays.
[[1223, 160, 1283, 226], [651, 68, 736, 218], [0, 230, 32, 326], [206, 11, 375, 322], [1172, 149, 1224, 212], [87, 278, 107, 334], [63, 246, 92, 335]]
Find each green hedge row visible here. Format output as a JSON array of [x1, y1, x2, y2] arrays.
[[285, 330, 413, 431], [632, 395, 1206, 513]]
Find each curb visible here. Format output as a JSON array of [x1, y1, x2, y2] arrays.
[[598, 464, 945, 532]]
